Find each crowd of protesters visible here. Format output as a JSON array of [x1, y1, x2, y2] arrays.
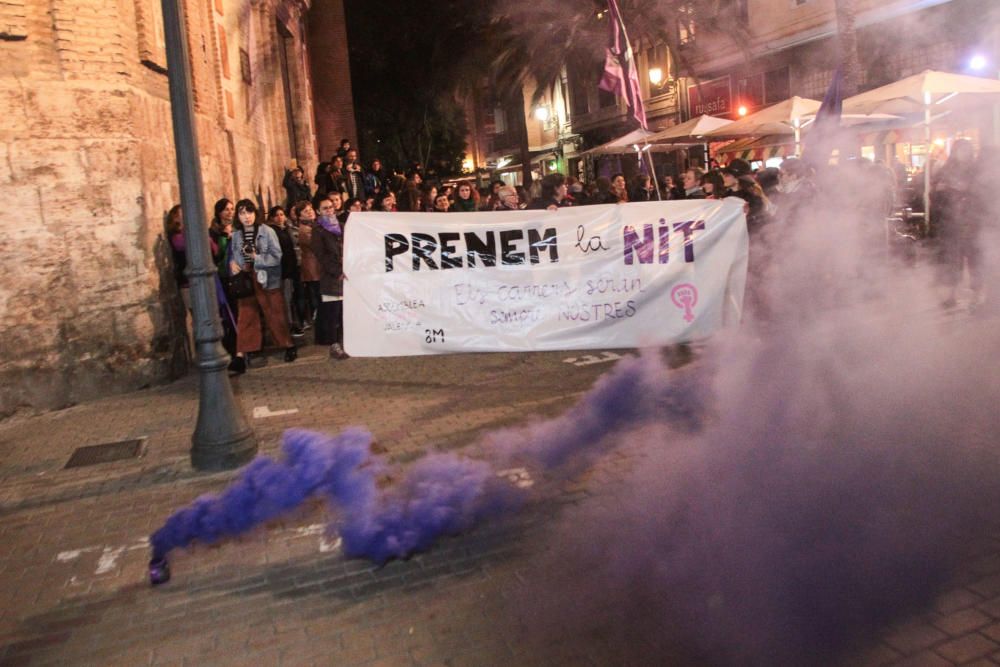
[[167, 137, 989, 371]]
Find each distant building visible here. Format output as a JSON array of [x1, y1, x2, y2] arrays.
[[468, 0, 997, 182], [465, 76, 582, 187], [675, 0, 997, 166], [0, 0, 356, 416]]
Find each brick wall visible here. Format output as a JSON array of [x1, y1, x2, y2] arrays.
[[0, 0, 334, 417], [308, 0, 356, 161]]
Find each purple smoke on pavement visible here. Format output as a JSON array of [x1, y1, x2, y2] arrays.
[[487, 349, 706, 472], [151, 349, 703, 567], [339, 453, 517, 563], [151, 429, 521, 565], [150, 428, 375, 560], [512, 322, 1000, 665]]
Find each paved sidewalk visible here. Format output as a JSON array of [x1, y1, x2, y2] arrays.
[[1, 346, 999, 666]]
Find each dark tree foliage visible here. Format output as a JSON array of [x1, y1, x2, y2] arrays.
[[344, 1, 492, 177], [485, 0, 752, 101]]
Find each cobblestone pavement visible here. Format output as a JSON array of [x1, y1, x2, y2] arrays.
[[1, 346, 999, 666]]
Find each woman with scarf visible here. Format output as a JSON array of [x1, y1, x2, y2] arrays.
[[449, 181, 478, 212], [228, 199, 297, 373], [364, 158, 387, 199], [312, 202, 348, 359]]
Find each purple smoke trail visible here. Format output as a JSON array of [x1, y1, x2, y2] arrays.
[[151, 428, 375, 560], [339, 454, 519, 563], [151, 429, 522, 566], [151, 348, 711, 572], [487, 349, 707, 472]]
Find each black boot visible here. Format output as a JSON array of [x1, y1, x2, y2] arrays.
[[228, 355, 247, 375], [284, 346, 298, 362]]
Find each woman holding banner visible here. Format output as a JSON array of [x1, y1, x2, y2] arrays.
[[312, 204, 348, 360]]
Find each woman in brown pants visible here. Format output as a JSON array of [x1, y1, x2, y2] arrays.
[[294, 200, 322, 330], [228, 199, 297, 373]]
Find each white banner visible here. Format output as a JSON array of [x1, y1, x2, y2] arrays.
[[343, 199, 748, 356]]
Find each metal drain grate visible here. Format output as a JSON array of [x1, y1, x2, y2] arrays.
[[64, 438, 145, 469]]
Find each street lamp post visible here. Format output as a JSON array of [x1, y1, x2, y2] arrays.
[[161, 0, 257, 470]]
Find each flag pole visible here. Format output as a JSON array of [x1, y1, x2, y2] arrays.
[[922, 92, 932, 234], [644, 148, 662, 200]]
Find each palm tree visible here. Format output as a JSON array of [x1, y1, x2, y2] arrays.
[[834, 0, 861, 96], [485, 0, 751, 100]]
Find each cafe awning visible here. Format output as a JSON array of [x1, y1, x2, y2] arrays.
[[716, 136, 795, 162]]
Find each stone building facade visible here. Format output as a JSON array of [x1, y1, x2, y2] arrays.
[[0, 0, 355, 417]]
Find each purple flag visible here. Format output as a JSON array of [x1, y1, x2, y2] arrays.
[[598, 0, 647, 130], [802, 67, 843, 165]]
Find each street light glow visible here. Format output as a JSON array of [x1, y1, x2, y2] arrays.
[[737, 105, 748, 117], [648, 67, 663, 85], [969, 54, 987, 71], [534, 105, 550, 122]]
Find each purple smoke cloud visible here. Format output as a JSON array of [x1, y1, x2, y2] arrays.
[[151, 428, 375, 560], [502, 164, 1000, 663], [151, 350, 700, 567], [486, 349, 707, 472], [339, 453, 517, 563], [151, 429, 512, 565], [511, 322, 1000, 664]]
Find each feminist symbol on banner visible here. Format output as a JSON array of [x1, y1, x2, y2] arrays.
[[671, 283, 698, 323]]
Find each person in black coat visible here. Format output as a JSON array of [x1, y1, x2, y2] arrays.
[[311, 209, 347, 359], [527, 173, 573, 210], [587, 177, 619, 205], [931, 139, 982, 307], [282, 166, 312, 210], [631, 174, 655, 202], [682, 167, 706, 199], [267, 206, 303, 337]]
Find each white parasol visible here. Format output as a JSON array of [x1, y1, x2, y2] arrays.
[[646, 115, 734, 169], [703, 97, 822, 155], [582, 128, 661, 156], [842, 70, 1000, 225]]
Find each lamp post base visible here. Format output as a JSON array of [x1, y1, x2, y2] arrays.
[[189, 348, 257, 471], [191, 428, 257, 471]]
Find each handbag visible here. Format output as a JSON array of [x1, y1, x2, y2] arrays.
[[221, 239, 255, 300], [222, 270, 255, 300]]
